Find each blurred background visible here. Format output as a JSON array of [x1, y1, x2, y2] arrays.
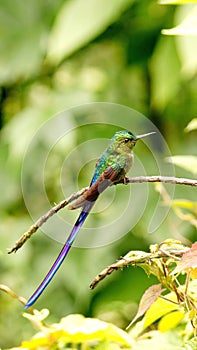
[[0, 0, 196, 347]]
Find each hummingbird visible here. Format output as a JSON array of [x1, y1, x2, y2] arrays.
[[25, 130, 155, 308]]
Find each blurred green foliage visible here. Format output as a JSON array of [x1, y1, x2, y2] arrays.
[[0, 0, 196, 348]]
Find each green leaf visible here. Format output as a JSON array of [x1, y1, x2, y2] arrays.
[[1, 107, 46, 160], [47, 0, 133, 64], [166, 155, 197, 175], [185, 118, 197, 132], [150, 37, 181, 110], [0, 0, 47, 83], [162, 5, 197, 78]]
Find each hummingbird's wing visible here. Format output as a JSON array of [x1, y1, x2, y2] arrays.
[[69, 165, 121, 209], [25, 165, 121, 308]]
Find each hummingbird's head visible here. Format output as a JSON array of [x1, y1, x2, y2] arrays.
[[111, 130, 155, 153], [111, 130, 137, 152]]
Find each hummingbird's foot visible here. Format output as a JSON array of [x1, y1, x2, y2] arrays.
[[114, 176, 129, 185], [123, 176, 130, 184]]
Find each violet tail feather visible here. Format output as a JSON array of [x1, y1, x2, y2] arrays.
[[25, 207, 91, 308]]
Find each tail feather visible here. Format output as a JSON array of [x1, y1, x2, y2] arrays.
[[25, 167, 105, 308], [25, 204, 93, 308]]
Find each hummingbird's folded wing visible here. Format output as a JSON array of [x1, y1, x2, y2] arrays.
[[69, 165, 120, 210]]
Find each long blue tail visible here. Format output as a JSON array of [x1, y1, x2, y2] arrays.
[[25, 203, 93, 308]]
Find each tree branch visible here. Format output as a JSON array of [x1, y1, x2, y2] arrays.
[[8, 187, 88, 254], [8, 176, 196, 254], [90, 240, 189, 290], [123, 176, 197, 186]]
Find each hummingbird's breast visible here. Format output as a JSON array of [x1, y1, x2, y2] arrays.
[[111, 150, 134, 178], [124, 152, 134, 173]]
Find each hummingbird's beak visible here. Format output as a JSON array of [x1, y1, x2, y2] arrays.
[[135, 131, 156, 141]]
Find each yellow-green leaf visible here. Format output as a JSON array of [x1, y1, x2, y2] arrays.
[[158, 310, 185, 332], [162, 4, 197, 35], [20, 337, 49, 349], [23, 309, 50, 331], [143, 293, 180, 330], [171, 199, 197, 210], [166, 155, 197, 175], [159, 0, 196, 3], [19, 314, 133, 348], [185, 118, 197, 132], [55, 314, 133, 346]]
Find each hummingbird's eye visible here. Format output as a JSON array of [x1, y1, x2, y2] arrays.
[[124, 138, 130, 143]]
